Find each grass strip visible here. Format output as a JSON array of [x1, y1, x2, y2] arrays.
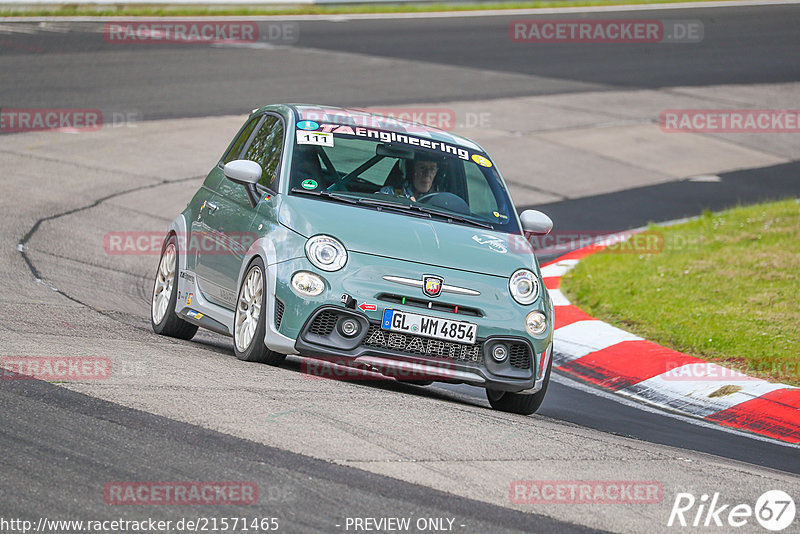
[[561, 198, 800, 386]]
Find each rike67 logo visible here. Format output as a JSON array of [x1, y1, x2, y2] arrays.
[[668, 490, 795, 531]]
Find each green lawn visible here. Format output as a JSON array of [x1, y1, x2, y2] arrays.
[[1, 0, 738, 18], [561, 199, 800, 386]]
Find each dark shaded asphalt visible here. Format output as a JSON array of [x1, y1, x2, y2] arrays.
[[441, 372, 800, 476], [527, 161, 800, 236], [298, 5, 800, 90], [0, 373, 597, 534], [539, 379, 800, 475], [0, 5, 798, 118]]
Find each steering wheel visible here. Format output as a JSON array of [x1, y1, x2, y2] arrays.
[[416, 192, 471, 215], [347, 176, 380, 192]]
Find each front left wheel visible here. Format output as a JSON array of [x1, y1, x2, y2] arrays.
[[151, 235, 198, 340], [486, 347, 552, 415], [233, 257, 286, 366]]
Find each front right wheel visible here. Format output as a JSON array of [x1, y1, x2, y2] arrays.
[[233, 257, 286, 366]]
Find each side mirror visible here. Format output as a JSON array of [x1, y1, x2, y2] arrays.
[[223, 159, 262, 185], [519, 210, 553, 235], [223, 160, 262, 208]]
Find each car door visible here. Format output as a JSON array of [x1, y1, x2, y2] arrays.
[[189, 113, 260, 275], [193, 113, 284, 309]]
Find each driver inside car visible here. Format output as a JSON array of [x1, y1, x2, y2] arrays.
[[379, 155, 440, 202]]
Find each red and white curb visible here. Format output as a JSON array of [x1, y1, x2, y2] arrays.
[[542, 242, 800, 444]]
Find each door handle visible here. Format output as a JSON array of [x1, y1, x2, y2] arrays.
[[205, 202, 219, 213]]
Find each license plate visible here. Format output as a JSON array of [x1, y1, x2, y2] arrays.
[[381, 309, 477, 345]]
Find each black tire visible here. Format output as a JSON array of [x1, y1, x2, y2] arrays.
[[233, 257, 286, 366], [486, 349, 552, 415], [151, 235, 198, 340]]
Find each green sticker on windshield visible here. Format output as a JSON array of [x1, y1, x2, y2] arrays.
[[301, 179, 318, 190]]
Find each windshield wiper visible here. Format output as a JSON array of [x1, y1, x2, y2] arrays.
[[359, 197, 493, 228], [356, 198, 433, 218], [291, 189, 430, 218], [356, 198, 411, 209], [291, 188, 493, 228], [410, 205, 494, 229], [290, 188, 359, 204]]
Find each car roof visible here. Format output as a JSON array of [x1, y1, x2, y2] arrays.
[[278, 103, 485, 153]]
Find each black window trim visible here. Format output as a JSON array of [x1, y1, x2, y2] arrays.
[[218, 111, 286, 201], [251, 111, 286, 196], [219, 114, 265, 168]]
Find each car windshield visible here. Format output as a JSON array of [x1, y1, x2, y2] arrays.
[[289, 125, 519, 233]]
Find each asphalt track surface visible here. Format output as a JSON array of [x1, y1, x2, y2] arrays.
[[2, 375, 590, 534], [0, 5, 798, 118], [2, 4, 800, 533], [529, 161, 800, 234]]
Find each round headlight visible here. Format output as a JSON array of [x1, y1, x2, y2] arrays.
[[509, 269, 540, 305], [305, 235, 347, 271], [525, 311, 548, 336], [291, 271, 325, 296]]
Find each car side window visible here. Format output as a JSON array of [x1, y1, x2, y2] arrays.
[[223, 117, 261, 164], [243, 115, 284, 190]]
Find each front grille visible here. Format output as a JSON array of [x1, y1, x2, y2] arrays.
[[308, 311, 338, 336], [509, 343, 532, 369], [274, 298, 285, 329], [362, 325, 482, 364], [377, 293, 483, 317]]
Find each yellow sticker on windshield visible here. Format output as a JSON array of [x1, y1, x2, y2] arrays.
[[472, 154, 492, 168]]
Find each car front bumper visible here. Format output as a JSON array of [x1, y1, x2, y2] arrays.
[[293, 305, 549, 393]]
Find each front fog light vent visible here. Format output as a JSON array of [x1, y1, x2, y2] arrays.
[[340, 318, 360, 337], [491, 344, 509, 362]]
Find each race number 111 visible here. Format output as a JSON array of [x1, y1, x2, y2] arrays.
[[296, 131, 334, 147]]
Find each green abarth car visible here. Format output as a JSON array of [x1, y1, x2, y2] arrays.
[[151, 104, 555, 415]]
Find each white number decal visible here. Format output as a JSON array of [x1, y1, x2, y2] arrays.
[[296, 131, 334, 147]]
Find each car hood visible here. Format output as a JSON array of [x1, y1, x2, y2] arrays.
[[278, 195, 538, 277]]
